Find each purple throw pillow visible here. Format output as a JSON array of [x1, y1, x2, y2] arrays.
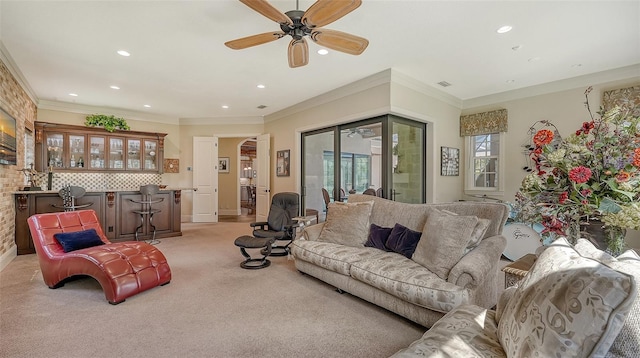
[[385, 223, 422, 258], [365, 223, 393, 251]]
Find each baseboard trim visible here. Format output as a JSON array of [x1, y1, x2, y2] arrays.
[[0, 245, 18, 272]]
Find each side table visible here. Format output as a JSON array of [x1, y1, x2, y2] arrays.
[[502, 253, 537, 288]]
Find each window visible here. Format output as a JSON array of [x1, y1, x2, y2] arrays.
[[324, 151, 371, 194], [464, 132, 504, 193]]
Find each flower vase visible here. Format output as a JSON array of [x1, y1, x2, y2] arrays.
[[580, 220, 626, 256]]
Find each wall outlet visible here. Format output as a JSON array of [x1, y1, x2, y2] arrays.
[[187, 166, 192, 171]]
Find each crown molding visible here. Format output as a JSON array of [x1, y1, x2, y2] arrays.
[[389, 69, 464, 109], [265, 69, 393, 123], [462, 64, 640, 109], [0, 41, 38, 105], [179, 116, 264, 126], [37, 99, 179, 125]]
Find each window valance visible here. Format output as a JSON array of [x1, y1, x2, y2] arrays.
[[460, 109, 508, 137], [603, 85, 640, 117]]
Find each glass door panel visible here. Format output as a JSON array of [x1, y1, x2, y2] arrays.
[[68, 135, 85, 168], [46, 133, 64, 168], [127, 139, 141, 170], [109, 137, 124, 169], [390, 119, 424, 203], [339, 122, 382, 199], [302, 130, 334, 222], [89, 136, 105, 169], [143, 140, 157, 170]]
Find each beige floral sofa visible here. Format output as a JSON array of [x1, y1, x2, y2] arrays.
[[290, 194, 510, 328], [391, 237, 640, 358]]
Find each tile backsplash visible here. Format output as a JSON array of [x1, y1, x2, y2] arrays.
[[37, 172, 162, 191]]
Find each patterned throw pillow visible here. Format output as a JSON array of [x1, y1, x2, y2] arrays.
[[411, 210, 478, 280], [574, 239, 640, 358], [497, 237, 637, 358], [317, 201, 374, 247]]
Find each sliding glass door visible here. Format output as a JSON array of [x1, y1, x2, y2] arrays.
[[301, 115, 426, 219]]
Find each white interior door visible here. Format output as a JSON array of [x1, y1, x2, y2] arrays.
[[255, 133, 270, 222], [193, 136, 218, 222]]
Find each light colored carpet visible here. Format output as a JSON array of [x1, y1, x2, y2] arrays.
[[0, 222, 428, 358]]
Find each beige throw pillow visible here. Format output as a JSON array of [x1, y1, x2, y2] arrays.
[[412, 211, 478, 280], [317, 201, 374, 247], [497, 237, 637, 358], [574, 239, 640, 358], [439, 209, 490, 253]]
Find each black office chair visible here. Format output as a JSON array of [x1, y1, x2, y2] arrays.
[[250, 192, 300, 256]]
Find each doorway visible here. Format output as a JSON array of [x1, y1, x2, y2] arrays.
[[238, 138, 257, 218]]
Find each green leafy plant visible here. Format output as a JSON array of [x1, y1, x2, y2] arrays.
[[84, 114, 130, 132]]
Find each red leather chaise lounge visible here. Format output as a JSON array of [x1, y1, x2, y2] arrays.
[[27, 210, 172, 304]]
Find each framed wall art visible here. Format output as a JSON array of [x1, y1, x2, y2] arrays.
[[276, 149, 290, 177], [441, 146, 459, 176], [218, 157, 229, 173]]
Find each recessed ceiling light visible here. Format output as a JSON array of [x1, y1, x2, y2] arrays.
[[572, 63, 583, 68], [317, 49, 329, 55], [496, 25, 512, 34], [222, 105, 229, 109], [117, 50, 130, 57], [257, 84, 265, 89], [511, 45, 523, 51], [69, 93, 78, 97], [110, 85, 120, 90], [506, 79, 515, 83], [528, 57, 541, 62], [143, 104, 151, 108]]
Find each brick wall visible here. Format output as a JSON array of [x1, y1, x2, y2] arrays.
[[0, 59, 37, 258]]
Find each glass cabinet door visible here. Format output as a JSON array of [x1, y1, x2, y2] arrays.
[[109, 137, 124, 169], [46, 133, 64, 168], [89, 136, 106, 169], [127, 139, 141, 170], [143, 140, 157, 170], [68, 135, 86, 168]]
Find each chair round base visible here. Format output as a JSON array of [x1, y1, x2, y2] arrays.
[[234, 235, 274, 270], [240, 258, 271, 269], [261, 246, 288, 256]]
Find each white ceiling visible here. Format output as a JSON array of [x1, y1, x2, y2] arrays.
[[1, 1, 639, 122]]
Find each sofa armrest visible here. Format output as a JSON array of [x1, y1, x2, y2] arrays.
[[300, 222, 325, 241], [447, 235, 507, 288]]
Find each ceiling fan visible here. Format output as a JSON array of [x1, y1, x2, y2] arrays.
[[225, 0, 369, 68]]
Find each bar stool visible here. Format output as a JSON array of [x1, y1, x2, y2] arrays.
[[129, 184, 163, 245], [52, 185, 92, 211]]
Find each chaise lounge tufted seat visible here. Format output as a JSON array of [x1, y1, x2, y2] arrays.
[[27, 210, 172, 304]]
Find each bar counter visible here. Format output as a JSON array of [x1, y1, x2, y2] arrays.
[[14, 188, 183, 255]]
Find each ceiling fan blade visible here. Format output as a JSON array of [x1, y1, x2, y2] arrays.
[[288, 38, 309, 68], [310, 28, 368, 55], [302, 0, 362, 28], [239, 0, 293, 26], [225, 31, 286, 50]]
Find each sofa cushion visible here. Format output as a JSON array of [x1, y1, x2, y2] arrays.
[[574, 239, 640, 358], [440, 209, 491, 254], [364, 223, 393, 251], [290, 240, 385, 276], [53, 228, 105, 253], [385, 223, 422, 258], [350, 253, 470, 313], [390, 304, 505, 358], [412, 211, 478, 280], [497, 237, 637, 358], [317, 201, 373, 247]]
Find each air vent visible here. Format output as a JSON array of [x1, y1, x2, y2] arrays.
[[257, 105, 267, 109], [437, 81, 452, 87]]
